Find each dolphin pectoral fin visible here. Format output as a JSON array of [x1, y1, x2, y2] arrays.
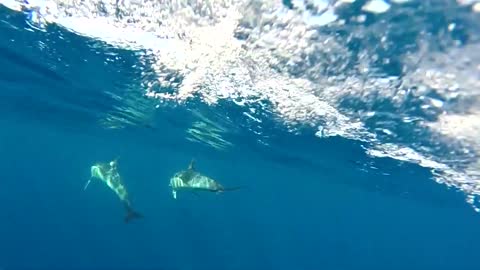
[[83, 178, 92, 191], [124, 203, 143, 223]]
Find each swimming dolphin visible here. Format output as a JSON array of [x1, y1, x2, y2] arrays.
[[84, 158, 142, 223], [169, 159, 243, 199]]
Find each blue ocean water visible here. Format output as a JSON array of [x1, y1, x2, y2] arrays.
[[1, 2, 480, 270]]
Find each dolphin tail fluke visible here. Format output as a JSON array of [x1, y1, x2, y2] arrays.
[[124, 204, 143, 223]]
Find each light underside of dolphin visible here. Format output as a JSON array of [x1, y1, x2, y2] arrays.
[[170, 174, 223, 199], [90, 161, 129, 202], [86, 159, 142, 223], [169, 159, 243, 199]]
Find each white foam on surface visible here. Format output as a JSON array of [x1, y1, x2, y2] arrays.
[[362, 0, 390, 14]]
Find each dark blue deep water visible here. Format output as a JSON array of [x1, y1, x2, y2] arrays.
[[1, 2, 480, 270]]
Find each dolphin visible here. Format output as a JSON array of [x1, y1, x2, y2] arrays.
[[84, 158, 142, 223], [169, 159, 243, 199]]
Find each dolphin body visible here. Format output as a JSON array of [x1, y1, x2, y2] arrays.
[[84, 158, 142, 223], [169, 159, 242, 199]]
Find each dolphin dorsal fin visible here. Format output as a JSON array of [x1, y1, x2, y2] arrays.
[[188, 159, 196, 171]]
